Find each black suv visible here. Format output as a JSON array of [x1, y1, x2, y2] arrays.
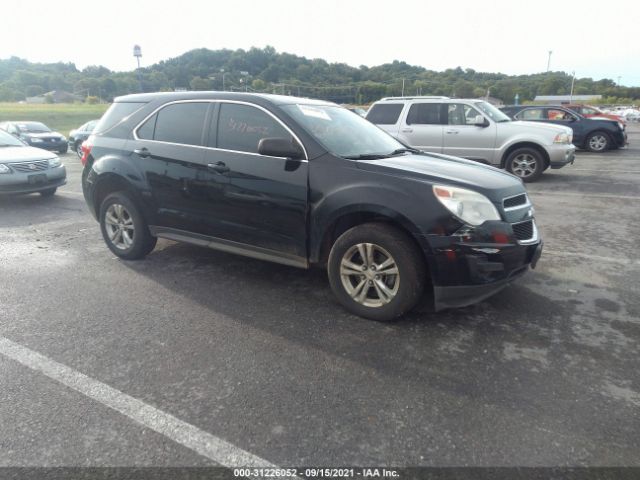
[[82, 92, 542, 321], [500, 105, 627, 152]]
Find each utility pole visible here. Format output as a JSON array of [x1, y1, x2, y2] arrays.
[[569, 71, 576, 103], [546, 50, 553, 73], [401, 78, 405, 97], [133, 45, 143, 93]]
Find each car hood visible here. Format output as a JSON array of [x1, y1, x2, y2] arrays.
[[21, 131, 65, 139], [357, 152, 525, 201], [0, 146, 58, 162], [501, 120, 572, 135]]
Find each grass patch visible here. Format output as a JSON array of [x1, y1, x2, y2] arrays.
[[0, 103, 109, 135]]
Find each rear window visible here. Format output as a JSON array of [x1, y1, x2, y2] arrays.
[[406, 103, 442, 125], [94, 102, 146, 135], [366, 104, 404, 125]]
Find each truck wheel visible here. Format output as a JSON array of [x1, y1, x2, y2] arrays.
[[506, 148, 544, 182], [99, 191, 157, 260], [586, 131, 610, 152], [327, 223, 426, 321]]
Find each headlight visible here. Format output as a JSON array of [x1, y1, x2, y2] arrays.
[[433, 185, 501, 226], [553, 133, 570, 144], [0, 164, 11, 174], [48, 157, 61, 168], [30, 138, 43, 143]]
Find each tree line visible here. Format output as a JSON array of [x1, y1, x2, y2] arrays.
[[1, 46, 638, 104]]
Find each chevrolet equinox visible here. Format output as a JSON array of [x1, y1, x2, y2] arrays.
[[82, 92, 542, 321]]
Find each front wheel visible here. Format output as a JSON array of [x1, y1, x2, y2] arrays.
[[39, 187, 57, 197], [505, 147, 544, 182], [75, 141, 83, 158], [99, 191, 157, 260], [585, 131, 610, 152], [327, 223, 426, 321]]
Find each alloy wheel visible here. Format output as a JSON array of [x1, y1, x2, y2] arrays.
[[589, 134, 608, 151], [104, 204, 135, 250], [512, 153, 537, 178], [339, 243, 400, 308]]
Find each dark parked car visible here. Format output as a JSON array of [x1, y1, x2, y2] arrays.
[[68, 120, 98, 158], [500, 105, 627, 152], [82, 92, 542, 321], [0, 129, 66, 197], [0, 121, 68, 154]]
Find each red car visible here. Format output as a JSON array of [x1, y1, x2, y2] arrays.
[[565, 104, 626, 126]]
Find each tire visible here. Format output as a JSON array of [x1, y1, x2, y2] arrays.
[[75, 141, 83, 158], [99, 191, 157, 260], [327, 223, 426, 321], [39, 187, 57, 197], [58, 146, 68, 154], [505, 147, 544, 183], [585, 131, 610, 152]]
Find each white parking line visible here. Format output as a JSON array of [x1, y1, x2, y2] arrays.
[[58, 190, 84, 197], [0, 336, 278, 468], [543, 250, 640, 266], [568, 169, 640, 174]]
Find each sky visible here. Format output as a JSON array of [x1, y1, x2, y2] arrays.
[[1, 0, 639, 86]]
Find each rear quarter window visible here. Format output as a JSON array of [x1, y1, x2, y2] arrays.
[[94, 102, 146, 135], [366, 104, 404, 125]]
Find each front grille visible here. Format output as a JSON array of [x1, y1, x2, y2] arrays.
[[503, 193, 528, 209], [9, 160, 49, 172], [512, 220, 534, 241]]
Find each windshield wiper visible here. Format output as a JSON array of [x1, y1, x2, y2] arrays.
[[389, 147, 422, 156], [343, 153, 391, 160]]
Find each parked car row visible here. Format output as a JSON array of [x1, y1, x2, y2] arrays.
[[365, 96, 575, 182]]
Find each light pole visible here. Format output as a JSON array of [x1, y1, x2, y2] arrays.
[[240, 71, 250, 92], [569, 71, 576, 103], [219, 68, 228, 91], [546, 50, 553, 73], [133, 45, 143, 92]]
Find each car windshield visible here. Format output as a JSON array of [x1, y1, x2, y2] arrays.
[[474, 101, 511, 123], [0, 130, 25, 147], [282, 104, 406, 159], [18, 122, 51, 133]]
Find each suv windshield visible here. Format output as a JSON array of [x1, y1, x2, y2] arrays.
[[474, 101, 511, 123], [282, 104, 405, 158]]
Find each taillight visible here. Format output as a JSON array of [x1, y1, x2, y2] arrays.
[[80, 141, 92, 166]]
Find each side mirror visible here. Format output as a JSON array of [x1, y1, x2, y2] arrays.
[[258, 137, 304, 160], [474, 115, 489, 127]]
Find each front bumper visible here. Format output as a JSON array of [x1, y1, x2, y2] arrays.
[[25, 140, 66, 151], [548, 144, 576, 169], [425, 221, 543, 311], [0, 165, 67, 195]]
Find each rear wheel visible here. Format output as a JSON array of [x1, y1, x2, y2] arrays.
[[327, 223, 426, 321], [99, 191, 157, 260], [506, 147, 544, 182], [585, 131, 610, 152], [75, 141, 83, 158]]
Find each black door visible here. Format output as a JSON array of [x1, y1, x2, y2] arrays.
[[130, 101, 214, 232], [200, 102, 309, 261]]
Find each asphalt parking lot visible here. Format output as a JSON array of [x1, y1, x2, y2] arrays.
[[0, 126, 639, 468]]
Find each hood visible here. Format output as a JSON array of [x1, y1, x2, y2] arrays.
[[21, 131, 65, 139], [0, 146, 58, 162], [503, 120, 572, 135], [357, 152, 525, 201]]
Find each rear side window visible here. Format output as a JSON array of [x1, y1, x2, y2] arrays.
[[366, 104, 404, 125], [406, 103, 442, 125], [94, 102, 146, 135], [518, 109, 544, 120], [216, 103, 291, 154], [146, 102, 209, 146]]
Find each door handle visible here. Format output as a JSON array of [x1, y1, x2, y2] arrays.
[[401, 128, 413, 133], [445, 130, 459, 134], [207, 161, 230, 174], [133, 147, 151, 158]]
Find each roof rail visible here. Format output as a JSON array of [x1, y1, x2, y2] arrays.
[[380, 96, 450, 101]]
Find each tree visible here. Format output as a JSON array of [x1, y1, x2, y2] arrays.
[[189, 76, 211, 91]]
